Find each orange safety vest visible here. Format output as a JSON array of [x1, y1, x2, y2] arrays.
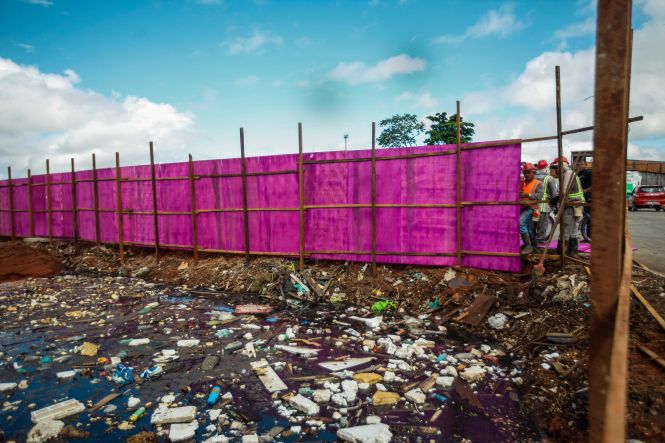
[[521, 179, 541, 212]]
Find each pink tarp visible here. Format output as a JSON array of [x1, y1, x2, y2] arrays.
[[0, 142, 522, 272]]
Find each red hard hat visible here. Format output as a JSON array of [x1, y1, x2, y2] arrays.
[[522, 162, 535, 172], [551, 156, 569, 165], [537, 160, 549, 169]]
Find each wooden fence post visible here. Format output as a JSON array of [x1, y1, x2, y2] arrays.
[[71, 158, 78, 243], [27, 169, 34, 237], [115, 152, 125, 265], [149, 142, 160, 261], [46, 159, 52, 243], [92, 154, 101, 245], [7, 167, 15, 240], [555, 66, 566, 267], [455, 101, 462, 266], [188, 154, 199, 261], [240, 128, 250, 260], [298, 122, 305, 272], [371, 122, 377, 275]]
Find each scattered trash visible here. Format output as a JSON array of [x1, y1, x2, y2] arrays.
[[487, 313, 508, 330], [371, 300, 397, 312]]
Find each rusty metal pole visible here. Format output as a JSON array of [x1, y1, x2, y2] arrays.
[[188, 154, 199, 261], [46, 159, 52, 243], [455, 101, 462, 266], [92, 154, 101, 246], [7, 167, 15, 240], [589, 0, 633, 441], [115, 152, 125, 265], [371, 122, 377, 275], [240, 128, 250, 261], [298, 122, 305, 272], [70, 158, 78, 243], [149, 142, 160, 261], [27, 169, 34, 237], [555, 66, 566, 268]]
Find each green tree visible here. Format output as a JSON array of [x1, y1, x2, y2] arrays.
[[423, 112, 475, 145], [377, 114, 426, 148]]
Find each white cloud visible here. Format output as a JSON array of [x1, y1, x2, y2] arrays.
[[235, 75, 259, 86], [0, 57, 195, 176], [458, 0, 665, 162], [554, 17, 595, 48], [24, 0, 53, 6], [433, 3, 525, 45], [328, 54, 426, 86], [396, 90, 439, 109], [223, 30, 283, 55], [16, 43, 35, 53]]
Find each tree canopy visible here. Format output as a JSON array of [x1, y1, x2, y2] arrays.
[[377, 114, 425, 148], [423, 112, 475, 145]]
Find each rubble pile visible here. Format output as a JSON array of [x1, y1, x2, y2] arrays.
[[0, 240, 663, 441]]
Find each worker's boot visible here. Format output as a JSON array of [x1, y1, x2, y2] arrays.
[[521, 233, 534, 255], [568, 238, 580, 258]]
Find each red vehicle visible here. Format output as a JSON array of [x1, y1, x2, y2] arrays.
[[629, 185, 665, 211]]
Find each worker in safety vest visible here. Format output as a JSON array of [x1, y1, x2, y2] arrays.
[[549, 156, 586, 257], [536, 162, 558, 243], [534, 159, 549, 182], [520, 163, 543, 255]]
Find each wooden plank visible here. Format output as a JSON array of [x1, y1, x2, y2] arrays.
[[461, 295, 497, 326], [455, 100, 462, 266], [371, 121, 377, 275], [70, 158, 78, 242], [240, 128, 250, 260], [637, 344, 665, 370], [27, 169, 34, 237], [188, 153, 198, 261], [589, 1, 633, 439], [149, 142, 160, 261], [115, 152, 124, 265], [7, 167, 15, 240], [298, 122, 305, 272], [631, 284, 665, 332], [92, 154, 101, 245], [555, 66, 566, 268]]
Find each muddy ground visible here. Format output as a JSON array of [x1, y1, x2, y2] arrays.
[[0, 239, 664, 442]]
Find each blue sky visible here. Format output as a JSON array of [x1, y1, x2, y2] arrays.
[[1, 0, 663, 176]]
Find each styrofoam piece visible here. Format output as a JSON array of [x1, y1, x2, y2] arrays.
[[151, 406, 197, 425], [288, 394, 320, 416], [0, 382, 18, 392], [177, 339, 200, 347], [250, 359, 287, 393], [128, 338, 150, 346], [337, 423, 393, 443], [56, 370, 76, 380], [30, 399, 85, 423], [169, 420, 199, 442], [27, 419, 64, 443], [274, 344, 320, 356], [318, 357, 374, 371]]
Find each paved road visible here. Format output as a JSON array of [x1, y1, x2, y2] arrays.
[[628, 210, 665, 273]]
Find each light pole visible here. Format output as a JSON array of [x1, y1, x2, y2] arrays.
[[344, 134, 349, 151]]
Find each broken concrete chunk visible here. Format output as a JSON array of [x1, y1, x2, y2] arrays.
[[169, 420, 199, 442], [288, 394, 320, 416], [31, 399, 85, 423], [150, 406, 197, 425], [27, 419, 65, 443], [337, 423, 393, 443], [312, 389, 332, 403], [201, 355, 220, 371], [342, 380, 359, 403]]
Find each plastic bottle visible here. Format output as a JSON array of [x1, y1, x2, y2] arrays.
[[129, 406, 146, 422], [207, 386, 221, 406]]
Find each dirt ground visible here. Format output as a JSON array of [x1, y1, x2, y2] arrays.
[[1, 238, 664, 441]]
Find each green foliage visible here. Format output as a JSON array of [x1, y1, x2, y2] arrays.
[[423, 112, 475, 145], [377, 114, 426, 148]]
